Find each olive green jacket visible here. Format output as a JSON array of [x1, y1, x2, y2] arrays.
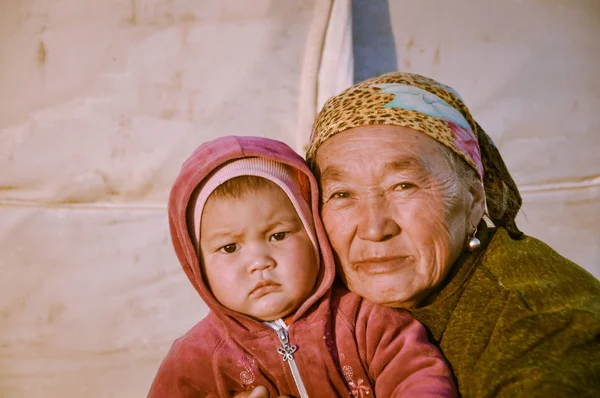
[[412, 225, 600, 397]]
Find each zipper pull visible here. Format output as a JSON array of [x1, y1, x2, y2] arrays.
[[276, 327, 297, 362]]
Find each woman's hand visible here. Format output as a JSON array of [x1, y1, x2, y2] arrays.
[[232, 386, 293, 398], [233, 386, 269, 398]]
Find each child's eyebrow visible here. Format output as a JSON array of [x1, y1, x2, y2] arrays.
[[203, 230, 241, 242], [263, 215, 302, 231]]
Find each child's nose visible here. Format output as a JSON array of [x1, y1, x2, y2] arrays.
[[248, 246, 276, 272]]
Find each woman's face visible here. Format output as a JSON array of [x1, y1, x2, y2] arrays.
[[315, 125, 483, 309]]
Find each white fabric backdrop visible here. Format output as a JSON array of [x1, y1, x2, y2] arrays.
[[1, 1, 338, 396], [383, 0, 600, 274], [1, 0, 598, 397]]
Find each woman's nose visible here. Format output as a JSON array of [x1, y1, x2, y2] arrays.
[[356, 196, 400, 242]]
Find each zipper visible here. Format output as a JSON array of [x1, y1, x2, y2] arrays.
[[264, 319, 309, 398]]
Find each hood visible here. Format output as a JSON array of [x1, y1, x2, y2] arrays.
[[168, 136, 336, 331]]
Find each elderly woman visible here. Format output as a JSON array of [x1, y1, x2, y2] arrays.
[[240, 73, 600, 398], [303, 72, 600, 397]]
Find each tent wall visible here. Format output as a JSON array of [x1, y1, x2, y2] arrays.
[[1, 1, 340, 396], [379, 0, 600, 272]]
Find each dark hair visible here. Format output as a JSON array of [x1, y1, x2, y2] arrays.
[[209, 175, 276, 199]]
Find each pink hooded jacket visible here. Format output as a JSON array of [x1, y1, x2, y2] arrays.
[[148, 136, 457, 397]]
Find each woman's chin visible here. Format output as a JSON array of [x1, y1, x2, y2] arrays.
[[355, 281, 423, 309], [376, 294, 421, 309], [340, 265, 430, 308]]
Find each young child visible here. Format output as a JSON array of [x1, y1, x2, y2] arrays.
[[148, 136, 456, 398]]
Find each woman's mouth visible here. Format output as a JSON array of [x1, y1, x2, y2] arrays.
[[352, 256, 411, 275]]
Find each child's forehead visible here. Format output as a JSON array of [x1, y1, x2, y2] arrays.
[[206, 180, 290, 205], [198, 189, 304, 246], [202, 184, 299, 224]]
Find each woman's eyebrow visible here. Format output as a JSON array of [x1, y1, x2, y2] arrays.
[[383, 159, 416, 172], [318, 165, 346, 183], [319, 158, 426, 183]]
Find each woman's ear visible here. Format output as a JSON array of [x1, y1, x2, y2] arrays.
[[467, 181, 486, 230]]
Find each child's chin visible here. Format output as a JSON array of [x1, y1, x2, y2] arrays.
[[251, 298, 298, 321]]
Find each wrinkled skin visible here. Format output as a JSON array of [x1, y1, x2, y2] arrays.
[[315, 125, 485, 309]]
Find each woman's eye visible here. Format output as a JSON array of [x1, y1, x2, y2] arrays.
[[395, 182, 415, 191], [219, 243, 239, 254], [330, 191, 350, 199], [270, 232, 288, 242]]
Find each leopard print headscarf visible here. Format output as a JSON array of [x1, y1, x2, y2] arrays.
[[306, 72, 523, 238]]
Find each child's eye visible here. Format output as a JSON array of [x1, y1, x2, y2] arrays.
[[218, 243, 239, 254], [269, 232, 288, 242]]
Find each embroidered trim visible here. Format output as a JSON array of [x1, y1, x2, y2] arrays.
[[238, 357, 257, 389], [341, 362, 370, 397]]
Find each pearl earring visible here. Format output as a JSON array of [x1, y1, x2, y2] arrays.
[[467, 227, 481, 252]]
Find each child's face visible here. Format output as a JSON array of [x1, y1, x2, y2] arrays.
[[200, 184, 319, 321]]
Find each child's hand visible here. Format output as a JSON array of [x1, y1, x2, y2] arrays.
[[233, 386, 294, 398]]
